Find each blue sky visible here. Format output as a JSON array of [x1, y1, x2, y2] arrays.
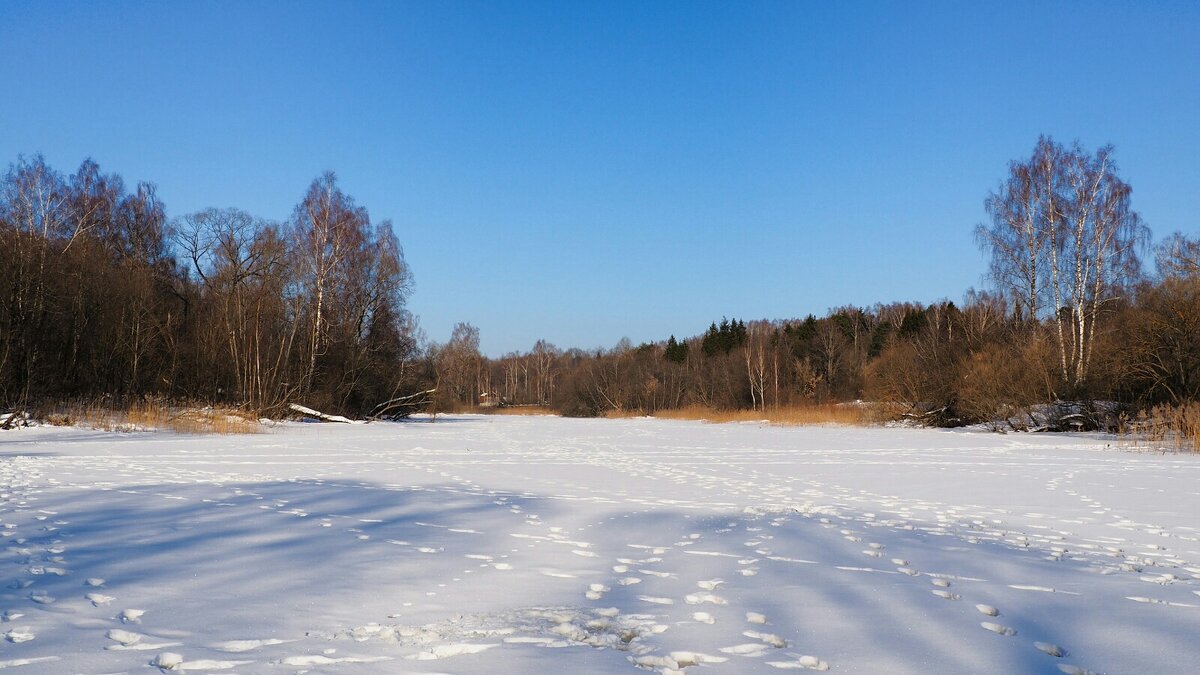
[[2, 1, 1197, 355]]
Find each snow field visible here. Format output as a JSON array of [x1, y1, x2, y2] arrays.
[[1, 416, 1199, 673]]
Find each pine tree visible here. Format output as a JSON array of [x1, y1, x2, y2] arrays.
[[664, 335, 688, 363]]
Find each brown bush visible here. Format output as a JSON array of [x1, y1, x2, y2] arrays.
[[955, 342, 1045, 430]]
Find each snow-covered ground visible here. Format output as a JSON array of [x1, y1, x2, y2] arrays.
[[2, 415, 1199, 674]]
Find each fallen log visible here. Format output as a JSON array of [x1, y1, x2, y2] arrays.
[[1, 410, 27, 429], [288, 403, 355, 424], [370, 389, 436, 420]]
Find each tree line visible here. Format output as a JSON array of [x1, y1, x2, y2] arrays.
[[0, 156, 421, 414], [3, 137, 1198, 428], [434, 137, 1199, 428]]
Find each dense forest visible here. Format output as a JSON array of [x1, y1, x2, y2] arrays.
[[2, 137, 1198, 432]]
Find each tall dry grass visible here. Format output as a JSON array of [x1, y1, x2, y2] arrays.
[[478, 405, 558, 416], [1121, 403, 1200, 453], [43, 400, 260, 434], [608, 403, 884, 427]]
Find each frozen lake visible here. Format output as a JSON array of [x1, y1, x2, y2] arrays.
[[2, 415, 1198, 673]]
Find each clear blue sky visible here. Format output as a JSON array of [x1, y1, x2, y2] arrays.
[[2, 1, 1197, 355]]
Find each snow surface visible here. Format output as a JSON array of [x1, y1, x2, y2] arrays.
[[2, 415, 1199, 673]]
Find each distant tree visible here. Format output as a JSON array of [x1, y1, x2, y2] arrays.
[[1124, 275, 1200, 404], [530, 339, 558, 404], [977, 137, 1148, 395], [177, 208, 294, 409], [1155, 231, 1200, 280], [977, 138, 1053, 321], [290, 172, 369, 396], [64, 158, 123, 253], [0, 155, 67, 402], [701, 317, 746, 357], [1050, 142, 1148, 392], [743, 321, 770, 410], [664, 335, 688, 364], [436, 322, 482, 406]]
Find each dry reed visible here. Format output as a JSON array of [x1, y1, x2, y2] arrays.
[[1121, 403, 1200, 453], [608, 403, 881, 427], [478, 405, 558, 416], [44, 400, 260, 434]]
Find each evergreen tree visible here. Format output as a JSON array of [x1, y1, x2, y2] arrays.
[[664, 335, 688, 363]]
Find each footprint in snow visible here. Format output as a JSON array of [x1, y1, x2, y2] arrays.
[[744, 630, 787, 647], [670, 651, 728, 666], [1035, 641, 1066, 657], [106, 629, 179, 651], [640, 569, 674, 578], [210, 638, 296, 652], [720, 643, 769, 657], [693, 612, 715, 624], [540, 569, 576, 579], [151, 652, 253, 670], [119, 609, 145, 623], [28, 592, 53, 605], [976, 604, 999, 616], [638, 595, 674, 605], [86, 593, 115, 606], [981, 622, 1017, 636], [4, 627, 34, 643], [768, 655, 830, 670], [405, 643, 497, 660]]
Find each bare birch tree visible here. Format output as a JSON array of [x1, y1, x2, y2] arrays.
[[977, 137, 1056, 321], [1050, 143, 1147, 391], [290, 172, 367, 395], [978, 138, 1147, 395], [743, 321, 769, 410], [1155, 232, 1200, 279]]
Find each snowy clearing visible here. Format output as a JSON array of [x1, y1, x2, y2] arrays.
[[2, 415, 1199, 673]]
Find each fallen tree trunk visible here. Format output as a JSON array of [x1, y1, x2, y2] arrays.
[[370, 389, 436, 420], [1, 410, 28, 429], [288, 403, 355, 424]]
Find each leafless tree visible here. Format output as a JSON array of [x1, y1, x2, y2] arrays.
[[290, 172, 368, 394], [977, 137, 1056, 321], [1049, 143, 1148, 391], [1155, 231, 1200, 280], [531, 339, 558, 405], [978, 138, 1148, 395], [743, 321, 770, 410], [436, 322, 482, 406]]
